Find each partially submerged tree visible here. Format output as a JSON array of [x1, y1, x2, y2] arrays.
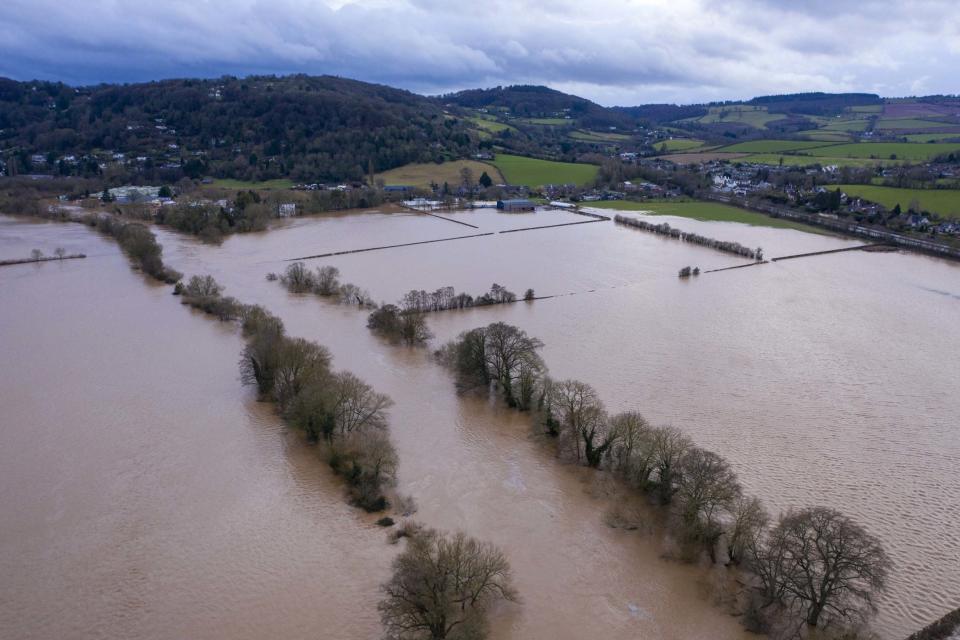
[[379, 529, 517, 639], [753, 507, 890, 628], [673, 447, 742, 555]]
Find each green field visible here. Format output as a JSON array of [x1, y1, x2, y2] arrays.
[[801, 131, 853, 142], [903, 132, 960, 143], [717, 140, 836, 153], [586, 200, 823, 232], [692, 105, 782, 129], [741, 154, 879, 168], [874, 118, 953, 130], [209, 178, 295, 190], [516, 117, 571, 126], [657, 138, 704, 152], [851, 105, 883, 113], [835, 184, 960, 218], [801, 142, 960, 161], [467, 116, 515, 134], [378, 160, 503, 189], [570, 129, 632, 142], [492, 154, 598, 186], [820, 118, 870, 132]]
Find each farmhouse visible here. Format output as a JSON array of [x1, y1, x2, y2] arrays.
[[497, 198, 535, 212], [278, 203, 297, 217]]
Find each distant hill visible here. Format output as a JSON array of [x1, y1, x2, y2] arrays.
[[747, 92, 883, 116], [443, 85, 636, 129], [0, 75, 476, 183]]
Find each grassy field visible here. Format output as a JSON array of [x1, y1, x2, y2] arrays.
[[851, 105, 884, 113], [742, 154, 879, 168], [570, 130, 632, 142], [586, 200, 823, 232], [801, 142, 960, 161], [717, 140, 836, 153], [801, 131, 853, 142], [210, 178, 295, 190], [692, 105, 782, 129], [903, 132, 960, 143], [835, 184, 960, 218], [492, 154, 598, 186], [874, 118, 954, 130], [516, 117, 572, 126], [377, 160, 503, 189], [657, 138, 704, 152], [467, 116, 516, 134], [820, 118, 870, 132]]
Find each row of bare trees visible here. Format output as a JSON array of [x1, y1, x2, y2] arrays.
[[177, 274, 399, 512], [437, 322, 890, 636], [397, 283, 519, 313], [274, 262, 374, 307], [615, 214, 763, 261]]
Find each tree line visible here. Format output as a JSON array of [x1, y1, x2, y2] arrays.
[[436, 322, 890, 636], [615, 214, 763, 260], [273, 262, 374, 307], [176, 274, 399, 512], [85, 215, 182, 283]]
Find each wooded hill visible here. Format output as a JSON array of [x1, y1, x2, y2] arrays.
[[0, 75, 475, 183]]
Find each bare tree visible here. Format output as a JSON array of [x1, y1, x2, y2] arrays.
[[334, 429, 398, 511], [673, 447, 741, 555], [272, 337, 332, 409], [379, 529, 517, 639], [314, 265, 341, 295], [756, 507, 890, 628], [54, 247, 66, 259], [483, 322, 544, 408], [607, 411, 652, 479], [651, 426, 692, 504], [550, 379, 611, 464], [727, 495, 768, 566], [183, 274, 223, 299], [399, 312, 433, 345], [327, 371, 393, 438], [281, 261, 314, 292], [30, 248, 43, 261]]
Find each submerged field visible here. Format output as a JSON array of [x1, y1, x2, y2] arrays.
[[584, 200, 825, 232], [492, 153, 598, 186]]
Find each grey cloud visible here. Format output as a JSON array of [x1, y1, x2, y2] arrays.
[[0, 0, 957, 104]]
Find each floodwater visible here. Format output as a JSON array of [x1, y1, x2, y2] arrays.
[[2, 205, 958, 639]]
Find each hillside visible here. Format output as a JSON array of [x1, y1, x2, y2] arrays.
[[443, 85, 636, 130], [0, 75, 476, 183]]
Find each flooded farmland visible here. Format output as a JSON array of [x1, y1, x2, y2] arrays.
[[2, 206, 959, 639]]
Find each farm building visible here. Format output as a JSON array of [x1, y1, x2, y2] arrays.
[[278, 203, 297, 217], [497, 198, 535, 212]]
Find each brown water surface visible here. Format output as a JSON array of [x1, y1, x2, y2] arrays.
[[3, 206, 958, 639]]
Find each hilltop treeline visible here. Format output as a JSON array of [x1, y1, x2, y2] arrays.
[[747, 92, 883, 116], [443, 84, 635, 129], [615, 215, 763, 260], [437, 322, 891, 635], [0, 75, 475, 183], [177, 275, 399, 511]]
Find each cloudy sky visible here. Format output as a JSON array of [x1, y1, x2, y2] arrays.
[[1, 0, 958, 105]]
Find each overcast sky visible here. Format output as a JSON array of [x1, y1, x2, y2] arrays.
[[1, 0, 957, 105]]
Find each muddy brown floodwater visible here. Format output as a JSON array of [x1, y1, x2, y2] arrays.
[[2, 206, 959, 639]]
